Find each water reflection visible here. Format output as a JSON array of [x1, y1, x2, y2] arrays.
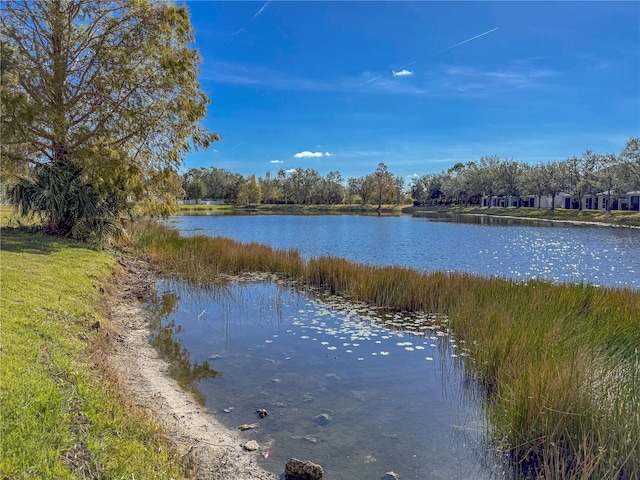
[[145, 290, 220, 406], [149, 278, 499, 479], [413, 211, 557, 227]]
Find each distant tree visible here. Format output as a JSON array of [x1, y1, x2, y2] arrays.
[[412, 173, 443, 206], [521, 164, 545, 208], [618, 137, 640, 188], [410, 175, 427, 206], [347, 177, 366, 204], [259, 171, 276, 204], [236, 184, 248, 205], [287, 168, 322, 204], [366, 162, 396, 211], [245, 174, 261, 205], [1, 0, 217, 241], [183, 177, 205, 201], [540, 161, 567, 210], [468, 156, 500, 208], [496, 159, 523, 199], [442, 162, 475, 206], [316, 172, 345, 205], [563, 151, 603, 209], [393, 174, 405, 205], [276, 169, 289, 204]]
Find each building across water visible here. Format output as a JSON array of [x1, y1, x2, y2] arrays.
[[483, 191, 640, 211]]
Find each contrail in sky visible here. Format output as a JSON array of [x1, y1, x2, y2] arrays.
[[399, 28, 498, 69], [254, 1, 272, 18], [232, 1, 272, 38], [433, 27, 498, 56], [358, 76, 381, 87], [361, 27, 498, 86]]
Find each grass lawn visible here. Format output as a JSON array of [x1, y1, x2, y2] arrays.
[[408, 205, 640, 226], [0, 222, 187, 478]]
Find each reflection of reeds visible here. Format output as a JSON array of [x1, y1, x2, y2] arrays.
[[125, 220, 640, 479], [145, 290, 220, 406]]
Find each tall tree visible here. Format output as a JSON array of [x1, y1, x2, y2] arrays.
[[468, 156, 500, 208], [496, 159, 523, 199], [1, 0, 217, 240], [366, 162, 395, 211], [563, 151, 602, 210], [276, 169, 290, 204], [259, 171, 276, 204], [347, 176, 366, 204]]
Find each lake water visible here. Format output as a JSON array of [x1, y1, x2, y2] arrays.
[[164, 213, 640, 289], [151, 213, 639, 478], [149, 278, 498, 480]]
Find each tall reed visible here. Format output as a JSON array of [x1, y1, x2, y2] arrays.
[[125, 220, 640, 479]]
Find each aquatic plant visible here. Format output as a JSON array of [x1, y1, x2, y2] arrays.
[[124, 220, 640, 479]]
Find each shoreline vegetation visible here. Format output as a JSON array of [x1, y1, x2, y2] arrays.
[[178, 203, 640, 227], [127, 220, 640, 479], [3, 205, 639, 479]]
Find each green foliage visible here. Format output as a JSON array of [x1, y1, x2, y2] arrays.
[[366, 162, 397, 209], [1, 0, 218, 242], [183, 177, 205, 201], [0, 229, 187, 478], [13, 162, 125, 241]]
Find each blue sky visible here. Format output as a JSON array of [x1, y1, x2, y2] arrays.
[[184, 1, 640, 181]]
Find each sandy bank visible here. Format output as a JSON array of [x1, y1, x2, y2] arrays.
[[105, 257, 277, 480]]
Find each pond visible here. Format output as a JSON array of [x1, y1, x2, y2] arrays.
[[148, 277, 499, 479], [163, 213, 640, 289], [152, 213, 638, 478]]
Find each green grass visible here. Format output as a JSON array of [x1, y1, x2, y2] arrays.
[[406, 205, 640, 227], [176, 202, 640, 226], [126, 220, 640, 479], [0, 227, 188, 479], [178, 203, 233, 212], [178, 202, 406, 214]]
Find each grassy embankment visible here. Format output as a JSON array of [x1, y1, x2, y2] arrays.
[[0, 207, 189, 479], [128, 219, 640, 479], [415, 205, 640, 227], [179, 202, 640, 226], [178, 203, 406, 215]]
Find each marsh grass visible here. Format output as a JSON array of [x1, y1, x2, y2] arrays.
[[0, 227, 188, 478], [126, 220, 640, 479]]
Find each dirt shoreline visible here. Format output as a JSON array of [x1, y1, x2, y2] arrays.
[[105, 256, 277, 480]]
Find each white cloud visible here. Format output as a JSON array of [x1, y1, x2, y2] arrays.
[[270, 159, 284, 164], [285, 168, 297, 174], [293, 151, 332, 158], [392, 69, 413, 77]]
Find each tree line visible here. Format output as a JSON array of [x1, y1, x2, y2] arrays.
[[183, 137, 639, 209], [183, 162, 406, 210]]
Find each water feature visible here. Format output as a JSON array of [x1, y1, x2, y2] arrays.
[[151, 213, 638, 478], [148, 277, 499, 479], [163, 213, 640, 289]]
